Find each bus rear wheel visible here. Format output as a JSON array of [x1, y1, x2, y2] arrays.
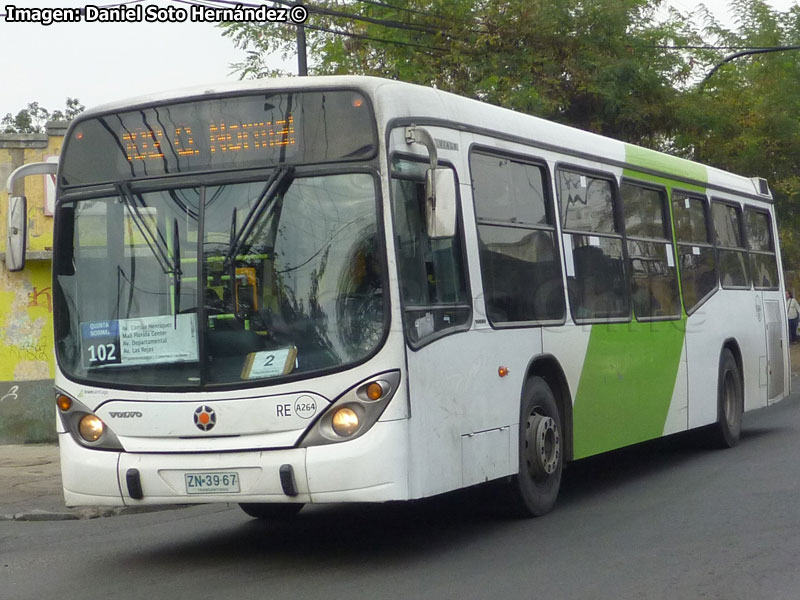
[[506, 376, 563, 517], [710, 348, 743, 448], [239, 503, 304, 520]]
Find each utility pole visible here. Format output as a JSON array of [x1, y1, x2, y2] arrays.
[[295, 2, 308, 76]]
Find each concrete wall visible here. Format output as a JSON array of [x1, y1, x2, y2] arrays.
[[0, 122, 67, 443]]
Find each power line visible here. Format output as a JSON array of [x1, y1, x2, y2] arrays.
[[226, 0, 444, 35], [353, 0, 446, 20], [635, 44, 790, 50], [181, 0, 451, 51], [302, 21, 445, 53], [351, 0, 486, 35], [203, 0, 471, 49], [185, 0, 452, 35]]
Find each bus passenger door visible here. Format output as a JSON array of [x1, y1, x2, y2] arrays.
[[763, 297, 785, 402]]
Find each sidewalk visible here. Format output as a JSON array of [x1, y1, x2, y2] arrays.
[[0, 444, 76, 521], [0, 444, 185, 521], [0, 444, 125, 521]]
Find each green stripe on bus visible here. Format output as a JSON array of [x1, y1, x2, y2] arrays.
[[572, 319, 686, 458], [571, 146, 707, 459], [624, 145, 707, 184]]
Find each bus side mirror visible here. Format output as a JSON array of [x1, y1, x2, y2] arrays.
[[425, 168, 457, 239], [5, 160, 59, 272], [6, 195, 27, 272]]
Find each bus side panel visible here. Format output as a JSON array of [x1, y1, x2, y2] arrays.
[[405, 328, 540, 499], [662, 340, 689, 436], [569, 319, 686, 459], [686, 290, 768, 430]]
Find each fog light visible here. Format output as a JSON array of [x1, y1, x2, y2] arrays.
[[57, 395, 72, 412], [79, 415, 105, 442], [331, 407, 359, 437]]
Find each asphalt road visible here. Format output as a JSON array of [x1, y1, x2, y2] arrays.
[[3, 393, 800, 600]]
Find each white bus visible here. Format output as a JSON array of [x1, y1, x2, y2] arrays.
[[17, 76, 788, 517]]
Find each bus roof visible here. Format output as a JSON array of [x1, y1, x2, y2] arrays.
[[81, 75, 771, 202]]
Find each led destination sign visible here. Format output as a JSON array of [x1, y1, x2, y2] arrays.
[[121, 117, 295, 162], [61, 90, 375, 186]]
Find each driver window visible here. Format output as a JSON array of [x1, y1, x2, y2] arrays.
[[391, 158, 471, 345]]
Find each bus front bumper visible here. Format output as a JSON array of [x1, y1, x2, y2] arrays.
[[59, 419, 409, 507]]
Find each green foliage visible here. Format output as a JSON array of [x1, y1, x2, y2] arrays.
[[672, 0, 800, 267], [2, 98, 84, 134], [222, 0, 700, 144], [222, 0, 800, 267]]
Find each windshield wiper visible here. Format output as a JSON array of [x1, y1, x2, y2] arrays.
[[116, 183, 183, 320], [116, 182, 176, 276], [224, 165, 294, 267], [172, 217, 182, 316]]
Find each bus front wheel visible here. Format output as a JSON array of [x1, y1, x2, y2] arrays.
[[507, 376, 563, 517], [239, 503, 304, 520]]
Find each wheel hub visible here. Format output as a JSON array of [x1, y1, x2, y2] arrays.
[[723, 371, 737, 427], [526, 413, 560, 478]]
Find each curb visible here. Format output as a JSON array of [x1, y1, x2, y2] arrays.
[[0, 504, 191, 522]]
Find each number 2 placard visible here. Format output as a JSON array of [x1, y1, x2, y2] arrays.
[[241, 346, 298, 380]]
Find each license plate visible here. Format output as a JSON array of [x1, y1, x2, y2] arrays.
[[184, 472, 240, 494]]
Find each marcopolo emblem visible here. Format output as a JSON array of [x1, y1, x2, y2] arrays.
[[193, 405, 216, 431]]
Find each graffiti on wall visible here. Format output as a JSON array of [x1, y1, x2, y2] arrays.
[[0, 132, 63, 443], [0, 385, 19, 403], [0, 261, 54, 381], [0, 379, 56, 444], [27, 285, 52, 313]]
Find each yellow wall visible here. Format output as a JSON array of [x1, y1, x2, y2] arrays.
[[0, 129, 63, 374], [0, 133, 62, 254], [0, 125, 65, 442], [0, 260, 54, 380]]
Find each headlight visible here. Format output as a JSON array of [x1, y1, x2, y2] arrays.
[[79, 415, 105, 442], [55, 391, 123, 451], [331, 407, 360, 437], [299, 370, 401, 447]]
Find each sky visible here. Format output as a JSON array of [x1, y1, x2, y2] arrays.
[[0, 0, 797, 117]]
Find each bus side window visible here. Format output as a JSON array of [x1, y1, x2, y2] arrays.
[[672, 193, 717, 312], [712, 201, 750, 289], [470, 151, 565, 324], [391, 161, 471, 344], [744, 208, 779, 290], [621, 182, 681, 320], [557, 169, 629, 322]]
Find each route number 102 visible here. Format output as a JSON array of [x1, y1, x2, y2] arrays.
[[87, 343, 118, 364]]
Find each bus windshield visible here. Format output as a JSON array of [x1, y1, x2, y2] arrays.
[[54, 171, 386, 389]]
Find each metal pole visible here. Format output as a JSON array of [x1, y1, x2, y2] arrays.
[[701, 45, 800, 88], [296, 23, 308, 76]]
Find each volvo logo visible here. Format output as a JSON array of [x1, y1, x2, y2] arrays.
[[109, 411, 143, 418], [193, 405, 217, 431]]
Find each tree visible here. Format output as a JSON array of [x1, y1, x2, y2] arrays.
[[221, 0, 800, 268], [2, 98, 84, 134], [673, 0, 800, 268], [221, 0, 701, 145]]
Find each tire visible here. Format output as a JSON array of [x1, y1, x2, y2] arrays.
[[239, 503, 304, 520], [506, 376, 563, 517], [711, 348, 743, 448]]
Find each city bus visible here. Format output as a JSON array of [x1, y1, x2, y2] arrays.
[[10, 76, 788, 517]]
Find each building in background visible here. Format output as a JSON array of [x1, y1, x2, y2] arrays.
[[0, 121, 66, 443]]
